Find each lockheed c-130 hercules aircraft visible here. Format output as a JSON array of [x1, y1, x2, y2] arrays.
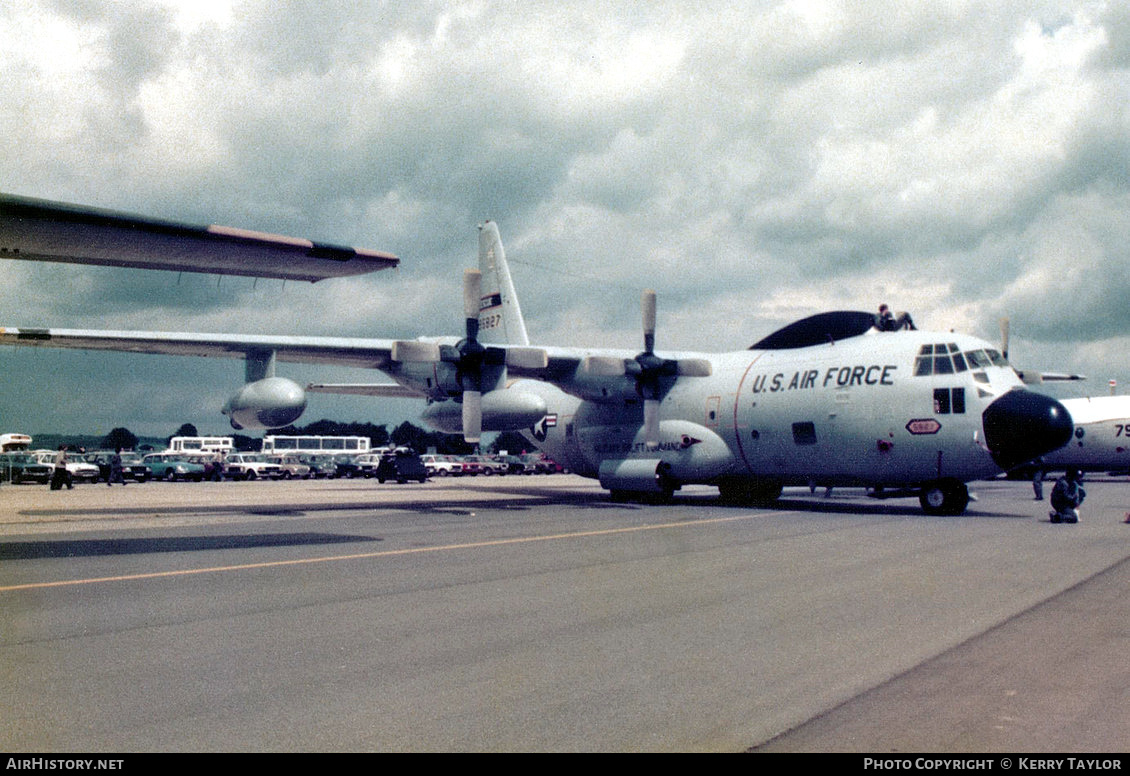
[[0, 193, 1074, 515]]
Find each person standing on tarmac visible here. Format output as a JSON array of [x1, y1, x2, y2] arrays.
[[50, 445, 73, 490], [108, 447, 126, 486]]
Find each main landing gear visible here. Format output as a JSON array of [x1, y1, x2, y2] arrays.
[[918, 479, 970, 516], [716, 478, 783, 507]]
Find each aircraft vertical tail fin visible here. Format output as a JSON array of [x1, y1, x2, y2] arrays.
[[476, 221, 529, 346]]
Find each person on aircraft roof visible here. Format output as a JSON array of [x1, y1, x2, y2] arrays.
[[876, 304, 916, 331]]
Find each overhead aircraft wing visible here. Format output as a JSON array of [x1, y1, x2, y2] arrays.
[[0, 193, 398, 282], [0, 326, 399, 370]]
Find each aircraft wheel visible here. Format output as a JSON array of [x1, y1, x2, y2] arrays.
[[717, 479, 782, 506], [919, 479, 969, 516], [608, 488, 674, 505]]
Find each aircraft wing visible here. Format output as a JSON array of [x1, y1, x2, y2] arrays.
[[0, 193, 399, 282], [0, 323, 634, 395], [509, 346, 711, 383], [3, 311, 701, 408], [0, 326, 399, 370], [1034, 372, 1086, 382], [0, 322, 606, 373], [1014, 369, 1087, 385], [307, 382, 424, 398]]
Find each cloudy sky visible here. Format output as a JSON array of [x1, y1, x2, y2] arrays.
[[1, 0, 1128, 438]]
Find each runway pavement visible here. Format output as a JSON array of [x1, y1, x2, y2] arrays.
[[1, 474, 1127, 752]]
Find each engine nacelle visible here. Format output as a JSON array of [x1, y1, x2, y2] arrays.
[[419, 390, 547, 434], [598, 458, 675, 494], [222, 377, 307, 430]]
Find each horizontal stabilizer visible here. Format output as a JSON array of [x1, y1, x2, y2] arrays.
[[0, 193, 398, 282]]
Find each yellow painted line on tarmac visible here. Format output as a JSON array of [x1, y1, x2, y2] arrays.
[[0, 511, 785, 593]]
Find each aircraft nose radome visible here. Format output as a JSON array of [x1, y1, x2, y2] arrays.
[[982, 390, 1074, 471]]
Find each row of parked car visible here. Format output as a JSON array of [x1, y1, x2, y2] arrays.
[[0, 449, 562, 485], [419, 453, 561, 477], [0, 449, 161, 484]]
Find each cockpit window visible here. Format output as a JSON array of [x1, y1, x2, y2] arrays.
[[965, 350, 992, 369], [916, 345, 1008, 376]]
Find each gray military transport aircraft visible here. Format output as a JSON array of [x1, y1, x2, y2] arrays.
[[996, 318, 1130, 477], [1025, 395, 1130, 476], [0, 193, 1074, 515]]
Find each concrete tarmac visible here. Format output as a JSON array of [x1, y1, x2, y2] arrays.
[[1, 474, 1128, 752]]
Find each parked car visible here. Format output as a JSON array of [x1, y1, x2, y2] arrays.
[[142, 453, 206, 481], [420, 454, 463, 477], [353, 453, 384, 478], [224, 453, 283, 481], [464, 454, 508, 476], [267, 456, 312, 479], [82, 451, 152, 482], [520, 454, 561, 474], [375, 449, 429, 484], [496, 455, 528, 475], [31, 450, 100, 483], [327, 453, 363, 479], [296, 455, 332, 478], [0, 452, 53, 484], [455, 456, 484, 476]]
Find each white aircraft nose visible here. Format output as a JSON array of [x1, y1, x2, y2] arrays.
[[982, 390, 1074, 470]]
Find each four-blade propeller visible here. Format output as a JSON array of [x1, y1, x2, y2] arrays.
[[583, 289, 711, 447], [393, 277, 706, 447], [391, 269, 546, 443]]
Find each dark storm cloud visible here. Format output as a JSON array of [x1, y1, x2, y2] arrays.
[[2, 0, 1129, 433]]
